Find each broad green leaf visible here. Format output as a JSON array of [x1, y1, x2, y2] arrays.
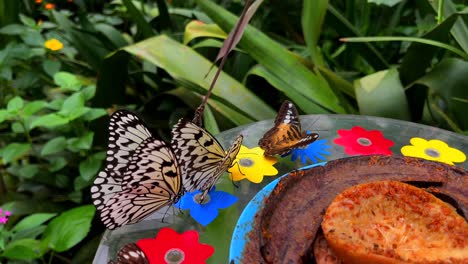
[[48, 157, 67, 172], [42, 205, 95, 252], [12, 213, 57, 232], [82, 108, 107, 121], [2, 239, 44, 260], [41, 137, 67, 155], [415, 58, 468, 131], [354, 68, 410, 120], [302, 0, 328, 66], [429, 0, 468, 54], [21, 29, 44, 46], [0, 143, 31, 164], [54, 72, 82, 91], [245, 65, 328, 113], [196, 0, 345, 113], [59, 92, 90, 120], [11, 226, 47, 241], [0, 24, 25, 35], [42, 60, 61, 77], [7, 96, 24, 112], [19, 14, 36, 28], [368, 0, 403, 6], [23, 101, 47, 116], [17, 164, 39, 179], [79, 153, 105, 181], [123, 35, 276, 123], [11, 122, 24, 133], [184, 20, 227, 45], [0, 109, 12, 123], [67, 132, 94, 152], [30, 113, 69, 129], [121, 0, 155, 39], [203, 104, 220, 135], [82, 85, 96, 100], [94, 23, 129, 48]]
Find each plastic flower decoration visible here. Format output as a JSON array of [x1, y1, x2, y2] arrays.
[[136, 228, 215, 264], [334, 126, 394, 155], [177, 187, 238, 226], [0, 208, 11, 224], [44, 39, 63, 51], [401, 137, 466, 165], [228, 145, 278, 183], [291, 138, 331, 164]]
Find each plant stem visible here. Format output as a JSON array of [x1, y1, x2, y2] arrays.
[[436, 0, 444, 24]]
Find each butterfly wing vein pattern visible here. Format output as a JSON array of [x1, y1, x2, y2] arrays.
[[91, 110, 182, 230], [171, 119, 243, 194], [259, 100, 318, 156]]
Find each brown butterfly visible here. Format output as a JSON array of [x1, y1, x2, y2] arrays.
[[259, 100, 319, 156], [108, 243, 148, 264]]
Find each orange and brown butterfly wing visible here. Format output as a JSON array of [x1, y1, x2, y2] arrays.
[[259, 100, 318, 156]]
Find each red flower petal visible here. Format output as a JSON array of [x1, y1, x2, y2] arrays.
[[137, 228, 214, 264], [334, 126, 394, 155]]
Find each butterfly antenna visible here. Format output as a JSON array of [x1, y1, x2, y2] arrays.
[[192, 0, 253, 127]]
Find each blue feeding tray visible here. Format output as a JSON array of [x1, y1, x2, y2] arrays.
[[229, 162, 327, 263]]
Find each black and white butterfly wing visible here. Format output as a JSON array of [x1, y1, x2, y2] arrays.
[[108, 243, 148, 264], [92, 137, 182, 230], [199, 134, 243, 198], [171, 119, 242, 193], [259, 100, 318, 156], [105, 110, 153, 176]]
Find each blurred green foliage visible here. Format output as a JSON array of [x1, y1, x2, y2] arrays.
[[0, 0, 466, 262]]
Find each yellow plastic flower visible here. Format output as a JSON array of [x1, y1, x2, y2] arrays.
[[228, 145, 278, 183], [44, 39, 63, 51], [401, 137, 466, 165]]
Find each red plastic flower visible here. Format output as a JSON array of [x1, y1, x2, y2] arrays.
[[334, 126, 394, 155], [136, 228, 214, 264]]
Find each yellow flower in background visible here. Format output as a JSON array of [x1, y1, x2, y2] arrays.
[[228, 146, 278, 183], [401, 137, 466, 165], [44, 39, 63, 51]]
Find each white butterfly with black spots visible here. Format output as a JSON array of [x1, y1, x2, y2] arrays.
[[91, 110, 182, 230], [171, 118, 243, 201]]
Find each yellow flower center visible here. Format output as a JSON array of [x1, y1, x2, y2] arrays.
[[424, 148, 440, 158], [239, 158, 254, 167], [44, 39, 63, 51], [164, 248, 184, 264], [357, 137, 372, 146]]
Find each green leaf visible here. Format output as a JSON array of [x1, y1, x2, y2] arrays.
[[0, 143, 31, 164], [30, 113, 69, 129], [48, 157, 67, 172], [82, 108, 107, 121], [415, 58, 468, 131], [368, 0, 403, 6], [17, 164, 39, 179], [123, 35, 275, 124], [301, 0, 328, 66], [42, 60, 61, 77], [0, 109, 12, 123], [354, 68, 410, 120], [23, 101, 47, 116], [58, 92, 87, 119], [12, 213, 57, 233], [2, 239, 44, 260], [79, 153, 105, 181], [41, 137, 67, 155], [19, 14, 37, 28], [53, 72, 82, 91], [7, 96, 24, 112], [42, 205, 95, 252], [121, 0, 155, 39], [183, 20, 227, 45], [67, 132, 94, 152], [196, 0, 345, 113], [82, 85, 96, 100], [0, 24, 25, 35], [11, 122, 24, 133]]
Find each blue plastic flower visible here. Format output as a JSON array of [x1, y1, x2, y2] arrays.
[[290, 138, 331, 164], [176, 187, 238, 226]]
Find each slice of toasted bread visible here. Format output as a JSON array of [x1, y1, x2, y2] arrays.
[[321, 181, 468, 264]]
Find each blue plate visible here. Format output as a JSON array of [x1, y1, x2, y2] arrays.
[[229, 162, 327, 263]]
